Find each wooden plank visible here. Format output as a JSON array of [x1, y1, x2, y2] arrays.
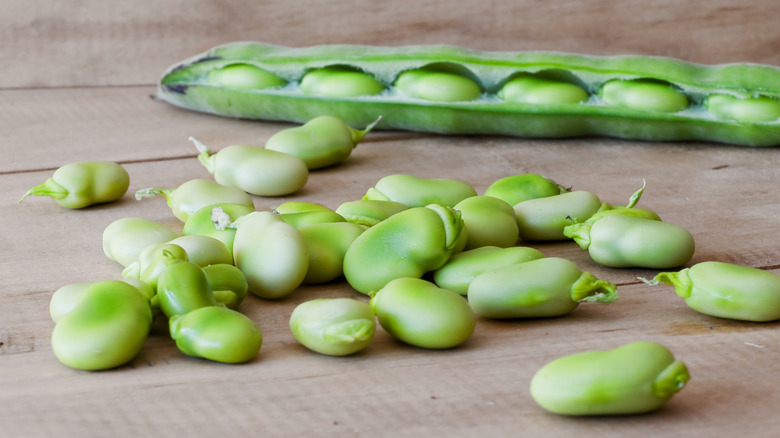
[[4, 0, 780, 89], [0, 86, 295, 173], [4, 0, 780, 436]]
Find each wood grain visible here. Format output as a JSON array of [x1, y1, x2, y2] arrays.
[[3, 1, 780, 436]]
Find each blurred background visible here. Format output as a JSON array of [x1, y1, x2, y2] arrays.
[[5, 0, 779, 89]]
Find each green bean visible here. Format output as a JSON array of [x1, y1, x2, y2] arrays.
[[706, 94, 780, 123], [202, 264, 248, 309], [453, 195, 519, 249], [102, 217, 178, 267], [499, 72, 588, 104], [157, 42, 780, 146], [208, 63, 286, 90], [169, 306, 262, 363], [343, 204, 465, 295], [279, 209, 347, 228], [182, 203, 256, 252], [395, 63, 482, 102], [20, 161, 129, 209], [289, 298, 375, 356], [156, 261, 218, 318], [363, 174, 477, 208], [122, 277, 156, 302], [51, 280, 153, 370], [301, 65, 386, 97], [273, 201, 333, 215], [530, 341, 690, 415], [563, 181, 661, 234], [483, 173, 567, 206], [566, 215, 695, 269], [432, 246, 545, 295], [50, 280, 155, 324], [232, 211, 309, 299], [136, 179, 255, 222], [335, 199, 408, 227], [273, 201, 346, 228], [467, 257, 618, 318], [49, 282, 93, 323], [192, 137, 308, 196], [299, 222, 365, 284], [168, 234, 234, 267], [265, 115, 381, 169], [646, 261, 780, 322], [370, 277, 476, 349], [598, 79, 689, 113], [514, 190, 602, 241], [131, 243, 189, 290]]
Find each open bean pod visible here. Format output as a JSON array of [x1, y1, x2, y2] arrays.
[[157, 42, 780, 146]]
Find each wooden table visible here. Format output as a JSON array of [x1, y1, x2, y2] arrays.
[[4, 1, 780, 436]]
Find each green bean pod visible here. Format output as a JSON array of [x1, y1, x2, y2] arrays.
[[51, 280, 153, 371], [20, 161, 130, 209], [530, 341, 690, 415], [157, 42, 780, 146], [648, 261, 780, 322]]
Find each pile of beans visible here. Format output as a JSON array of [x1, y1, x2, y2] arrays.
[[21, 46, 780, 414]]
